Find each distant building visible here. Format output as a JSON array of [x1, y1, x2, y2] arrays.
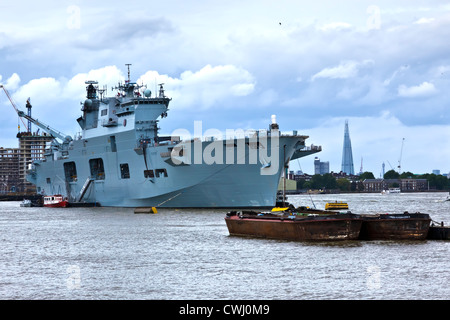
[[362, 178, 427, 192], [314, 157, 330, 175], [400, 179, 428, 192], [332, 171, 360, 181], [0, 132, 53, 194], [0, 148, 20, 193], [363, 179, 385, 192], [341, 120, 354, 175], [432, 169, 440, 175]]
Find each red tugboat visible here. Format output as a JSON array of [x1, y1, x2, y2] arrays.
[[225, 211, 362, 241], [43, 195, 69, 208]]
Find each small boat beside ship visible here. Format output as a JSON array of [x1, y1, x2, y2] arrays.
[[20, 199, 32, 207], [43, 195, 69, 208], [225, 211, 362, 241]]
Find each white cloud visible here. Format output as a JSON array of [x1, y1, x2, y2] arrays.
[[6, 73, 20, 90], [139, 64, 255, 110], [415, 17, 435, 24], [12, 77, 62, 110], [63, 65, 125, 99], [7, 64, 255, 122], [397, 81, 437, 98], [311, 60, 374, 81], [230, 83, 254, 96], [0, 73, 20, 90], [319, 22, 352, 31], [383, 65, 409, 86]]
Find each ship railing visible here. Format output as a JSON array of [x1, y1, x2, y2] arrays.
[[302, 144, 322, 151], [145, 130, 314, 147], [177, 129, 300, 143]]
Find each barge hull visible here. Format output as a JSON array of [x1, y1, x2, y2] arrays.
[[427, 226, 450, 240], [359, 213, 430, 240], [225, 213, 362, 241]]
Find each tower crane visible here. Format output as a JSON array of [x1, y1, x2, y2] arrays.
[[386, 161, 394, 170], [1, 84, 70, 144], [17, 110, 71, 144], [398, 138, 405, 173], [0, 85, 27, 130]]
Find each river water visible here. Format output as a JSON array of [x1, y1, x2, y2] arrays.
[[0, 192, 449, 300]]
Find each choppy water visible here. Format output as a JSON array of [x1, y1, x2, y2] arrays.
[[0, 192, 449, 300]]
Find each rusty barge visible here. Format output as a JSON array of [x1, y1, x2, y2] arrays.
[[225, 208, 435, 242], [359, 212, 431, 240], [225, 211, 362, 241], [427, 222, 450, 240]]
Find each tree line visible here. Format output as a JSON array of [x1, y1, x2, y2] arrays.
[[295, 170, 450, 192]]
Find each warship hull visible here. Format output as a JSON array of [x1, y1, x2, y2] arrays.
[[28, 129, 315, 208], [24, 66, 321, 208]]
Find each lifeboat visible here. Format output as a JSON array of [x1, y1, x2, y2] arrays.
[[43, 195, 69, 208], [325, 201, 349, 210]]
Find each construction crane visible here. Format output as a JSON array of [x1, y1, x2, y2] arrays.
[[398, 138, 405, 173], [1, 84, 70, 144], [386, 160, 394, 170], [359, 157, 363, 174], [1, 84, 27, 130], [17, 110, 70, 144]]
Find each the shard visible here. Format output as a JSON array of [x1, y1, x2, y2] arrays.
[[341, 120, 354, 175]]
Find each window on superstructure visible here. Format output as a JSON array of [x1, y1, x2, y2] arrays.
[[110, 135, 117, 152], [101, 109, 108, 116], [89, 158, 105, 180], [155, 168, 168, 178], [63, 162, 77, 182], [120, 163, 130, 179], [144, 170, 154, 178]]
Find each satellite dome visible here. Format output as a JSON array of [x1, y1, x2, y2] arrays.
[[144, 89, 152, 97]]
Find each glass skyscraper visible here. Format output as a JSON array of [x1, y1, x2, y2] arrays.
[[341, 120, 354, 175]]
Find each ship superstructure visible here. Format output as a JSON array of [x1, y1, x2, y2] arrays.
[[25, 65, 321, 207]]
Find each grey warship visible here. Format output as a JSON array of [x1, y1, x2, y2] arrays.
[[25, 66, 321, 207]]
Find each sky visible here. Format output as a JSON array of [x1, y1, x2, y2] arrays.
[[1, 0, 449, 176]]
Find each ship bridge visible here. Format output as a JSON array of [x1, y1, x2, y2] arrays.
[[77, 65, 171, 135]]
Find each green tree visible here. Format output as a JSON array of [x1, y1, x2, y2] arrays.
[[359, 171, 375, 180], [400, 171, 414, 179], [336, 178, 350, 191], [310, 174, 337, 190], [419, 173, 450, 190], [296, 179, 306, 190], [303, 181, 313, 190], [384, 170, 400, 179]]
